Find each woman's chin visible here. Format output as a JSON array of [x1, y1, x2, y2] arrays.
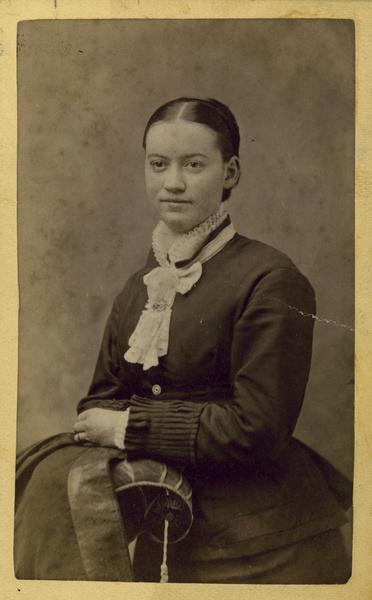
[[158, 205, 220, 234], [159, 212, 198, 234]]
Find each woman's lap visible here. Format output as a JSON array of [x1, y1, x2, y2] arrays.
[[15, 441, 351, 583]]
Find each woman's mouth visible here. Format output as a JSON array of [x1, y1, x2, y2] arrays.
[[160, 198, 192, 204]]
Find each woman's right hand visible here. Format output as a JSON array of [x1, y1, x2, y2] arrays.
[[72, 407, 129, 449]]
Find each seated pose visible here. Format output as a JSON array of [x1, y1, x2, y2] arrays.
[[15, 97, 351, 583]]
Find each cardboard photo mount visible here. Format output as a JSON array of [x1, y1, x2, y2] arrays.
[[1, 1, 371, 599]]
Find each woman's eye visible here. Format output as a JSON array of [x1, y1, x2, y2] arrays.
[[149, 160, 166, 171], [185, 160, 204, 170]]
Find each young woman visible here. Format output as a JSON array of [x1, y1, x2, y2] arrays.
[[15, 97, 351, 583]]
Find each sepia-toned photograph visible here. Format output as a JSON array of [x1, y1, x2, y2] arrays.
[[14, 19, 354, 584]]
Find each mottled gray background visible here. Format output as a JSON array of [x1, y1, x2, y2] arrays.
[[17, 20, 354, 484]]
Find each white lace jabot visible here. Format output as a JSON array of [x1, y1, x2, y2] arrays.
[[124, 206, 236, 370]]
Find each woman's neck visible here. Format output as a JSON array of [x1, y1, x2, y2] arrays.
[[160, 205, 226, 246], [152, 205, 228, 266]]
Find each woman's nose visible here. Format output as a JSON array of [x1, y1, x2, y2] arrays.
[[164, 165, 186, 193]]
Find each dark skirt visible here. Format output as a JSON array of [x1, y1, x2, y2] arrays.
[[15, 434, 351, 583], [133, 527, 351, 584]]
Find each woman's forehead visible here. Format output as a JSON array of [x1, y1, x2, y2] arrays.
[[145, 120, 220, 157]]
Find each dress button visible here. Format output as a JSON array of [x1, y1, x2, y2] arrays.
[[152, 384, 162, 396]]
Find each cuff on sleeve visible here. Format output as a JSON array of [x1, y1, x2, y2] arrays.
[[125, 395, 205, 466], [114, 409, 130, 450]]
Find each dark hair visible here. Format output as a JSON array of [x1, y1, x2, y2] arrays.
[[143, 97, 240, 201]]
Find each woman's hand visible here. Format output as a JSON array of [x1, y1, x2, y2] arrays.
[[72, 408, 129, 448]]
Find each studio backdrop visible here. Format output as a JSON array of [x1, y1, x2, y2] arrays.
[[17, 19, 354, 486]]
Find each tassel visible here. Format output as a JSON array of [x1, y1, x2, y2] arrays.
[[160, 518, 169, 583]]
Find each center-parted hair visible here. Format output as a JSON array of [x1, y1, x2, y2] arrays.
[[143, 97, 241, 201]]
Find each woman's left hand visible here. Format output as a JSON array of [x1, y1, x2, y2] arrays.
[[72, 408, 129, 448]]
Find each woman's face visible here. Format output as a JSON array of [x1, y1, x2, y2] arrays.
[[144, 120, 237, 233]]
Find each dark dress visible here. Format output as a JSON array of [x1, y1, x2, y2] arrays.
[[15, 230, 351, 583]]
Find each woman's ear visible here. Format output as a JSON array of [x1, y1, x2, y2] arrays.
[[223, 156, 241, 190]]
